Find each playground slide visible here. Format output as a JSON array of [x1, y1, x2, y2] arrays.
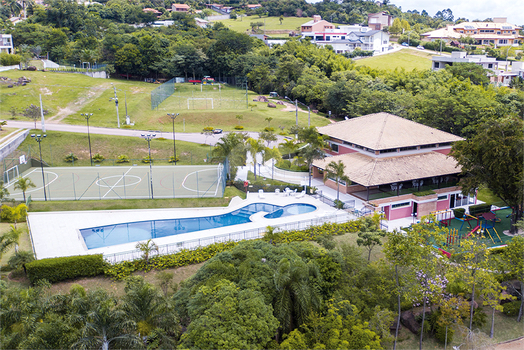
[[466, 225, 480, 238]]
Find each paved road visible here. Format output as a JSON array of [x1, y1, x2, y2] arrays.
[[1, 120, 287, 146]]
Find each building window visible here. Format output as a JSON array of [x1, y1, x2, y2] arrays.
[[392, 202, 410, 209], [399, 146, 417, 151], [420, 144, 436, 149], [438, 195, 448, 201], [330, 143, 339, 153], [434, 62, 439, 68], [499, 39, 508, 44], [497, 31, 501, 34], [380, 148, 398, 154], [488, 63, 493, 69]]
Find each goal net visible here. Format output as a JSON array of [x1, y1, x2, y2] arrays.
[[3, 165, 19, 184]]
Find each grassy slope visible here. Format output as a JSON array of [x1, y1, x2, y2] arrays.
[[0, 71, 330, 132], [14, 129, 213, 166], [354, 48, 433, 71], [216, 15, 311, 33]]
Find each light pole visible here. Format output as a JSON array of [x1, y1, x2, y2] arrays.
[[109, 85, 120, 128], [167, 113, 179, 165], [284, 96, 298, 126], [81, 113, 93, 166], [296, 100, 311, 127], [141, 133, 156, 199], [31, 134, 47, 201]]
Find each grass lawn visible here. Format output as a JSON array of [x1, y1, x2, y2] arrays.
[[216, 15, 312, 33], [13, 129, 214, 167], [354, 48, 433, 71], [477, 186, 506, 207], [0, 71, 330, 132]]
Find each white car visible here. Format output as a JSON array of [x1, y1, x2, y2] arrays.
[[416, 45, 425, 50]]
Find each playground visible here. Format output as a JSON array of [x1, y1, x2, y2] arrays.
[[432, 206, 514, 254], [4, 164, 225, 201]]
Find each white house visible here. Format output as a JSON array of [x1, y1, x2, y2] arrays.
[[431, 51, 500, 72], [301, 25, 390, 54], [0, 34, 14, 54]]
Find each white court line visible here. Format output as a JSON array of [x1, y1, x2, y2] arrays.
[[102, 167, 134, 199], [181, 168, 217, 193], [9, 170, 60, 195], [5, 168, 38, 190]]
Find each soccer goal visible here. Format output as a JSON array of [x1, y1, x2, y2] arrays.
[[3, 165, 19, 184], [187, 98, 214, 109]]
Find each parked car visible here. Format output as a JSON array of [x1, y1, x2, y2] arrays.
[[401, 42, 409, 47], [417, 45, 425, 50], [213, 129, 223, 134]]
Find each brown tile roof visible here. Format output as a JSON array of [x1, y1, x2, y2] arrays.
[[317, 113, 463, 150], [313, 151, 460, 187]]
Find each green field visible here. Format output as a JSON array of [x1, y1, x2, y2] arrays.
[[5, 129, 215, 168], [0, 71, 330, 132], [216, 15, 310, 33], [354, 48, 433, 71]]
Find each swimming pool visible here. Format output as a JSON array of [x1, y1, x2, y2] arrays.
[[80, 203, 316, 249]]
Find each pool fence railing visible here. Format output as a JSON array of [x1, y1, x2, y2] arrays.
[[103, 210, 356, 264]]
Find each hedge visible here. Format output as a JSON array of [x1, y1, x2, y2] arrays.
[[26, 254, 106, 284], [469, 203, 492, 217], [104, 220, 364, 280]]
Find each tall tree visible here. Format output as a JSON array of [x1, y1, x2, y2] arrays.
[[212, 132, 247, 181], [356, 215, 386, 262], [246, 137, 265, 179], [323, 160, 350, 201], [501, 236, 524, 322], [451, 116, 524, 233]]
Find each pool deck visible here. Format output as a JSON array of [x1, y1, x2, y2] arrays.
[[28, 193, 346, 260]]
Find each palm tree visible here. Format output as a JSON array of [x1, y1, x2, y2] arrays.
[[323, 160, 351, 201], [212, 132, 247, 180], [274, 258, 322, 334], [14, 177, 36, 203], [301, 144, 325, 188], [73, 295, 141, 350], [280, 138, 298, 161], [8, 250, 34, 274], [4, 0, 22, 17], [263, 146, 281, 180], [246, 137, 265, 179], [121, 277, 178, 347], [136, 239, 158, 264], [0, 224, 23, 257]]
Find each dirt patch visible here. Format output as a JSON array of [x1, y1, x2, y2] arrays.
[[40, 87, 53, 96], [496, 337, 524, 350], [130, 87, 145, 94], [47, 83, 111, 123]]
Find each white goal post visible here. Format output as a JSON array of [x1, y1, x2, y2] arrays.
[[3, 165, 19, 184], [187, 98, 214, 109]]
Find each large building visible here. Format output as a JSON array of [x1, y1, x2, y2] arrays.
[[301, 20, 390, 54], [422, 17, 523, 46], [312, 113, 473, 220]]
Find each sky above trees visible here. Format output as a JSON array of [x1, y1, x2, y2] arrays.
[[306, 0, 523, 25]]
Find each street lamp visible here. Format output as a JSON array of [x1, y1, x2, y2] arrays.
[[295, 100, 311, 127], [109, 85, 120, 128], [284, 96, 298, 126], [81, 113, 93, 166], [141, 133, 156, 199], [31, 134, 47, 201], [167, 113, 180, 165]]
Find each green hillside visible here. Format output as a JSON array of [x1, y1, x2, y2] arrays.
[[354, 48, 433, 71]]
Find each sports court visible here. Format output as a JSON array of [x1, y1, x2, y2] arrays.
[[5, 164, 225, 201]]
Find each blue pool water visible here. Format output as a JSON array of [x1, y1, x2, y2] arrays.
[[81, 203, 316, 249]]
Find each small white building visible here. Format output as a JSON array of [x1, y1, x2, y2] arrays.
[[0, 34, 14, 54], [431, 52, 499, 72]]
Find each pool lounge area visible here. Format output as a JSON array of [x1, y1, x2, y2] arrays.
[[28, 193, 348, 261]]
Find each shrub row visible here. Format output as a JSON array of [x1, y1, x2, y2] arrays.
[[232, 180, 312, 194], [26, 254, 106, 284], [104, 241, 239, 280]]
